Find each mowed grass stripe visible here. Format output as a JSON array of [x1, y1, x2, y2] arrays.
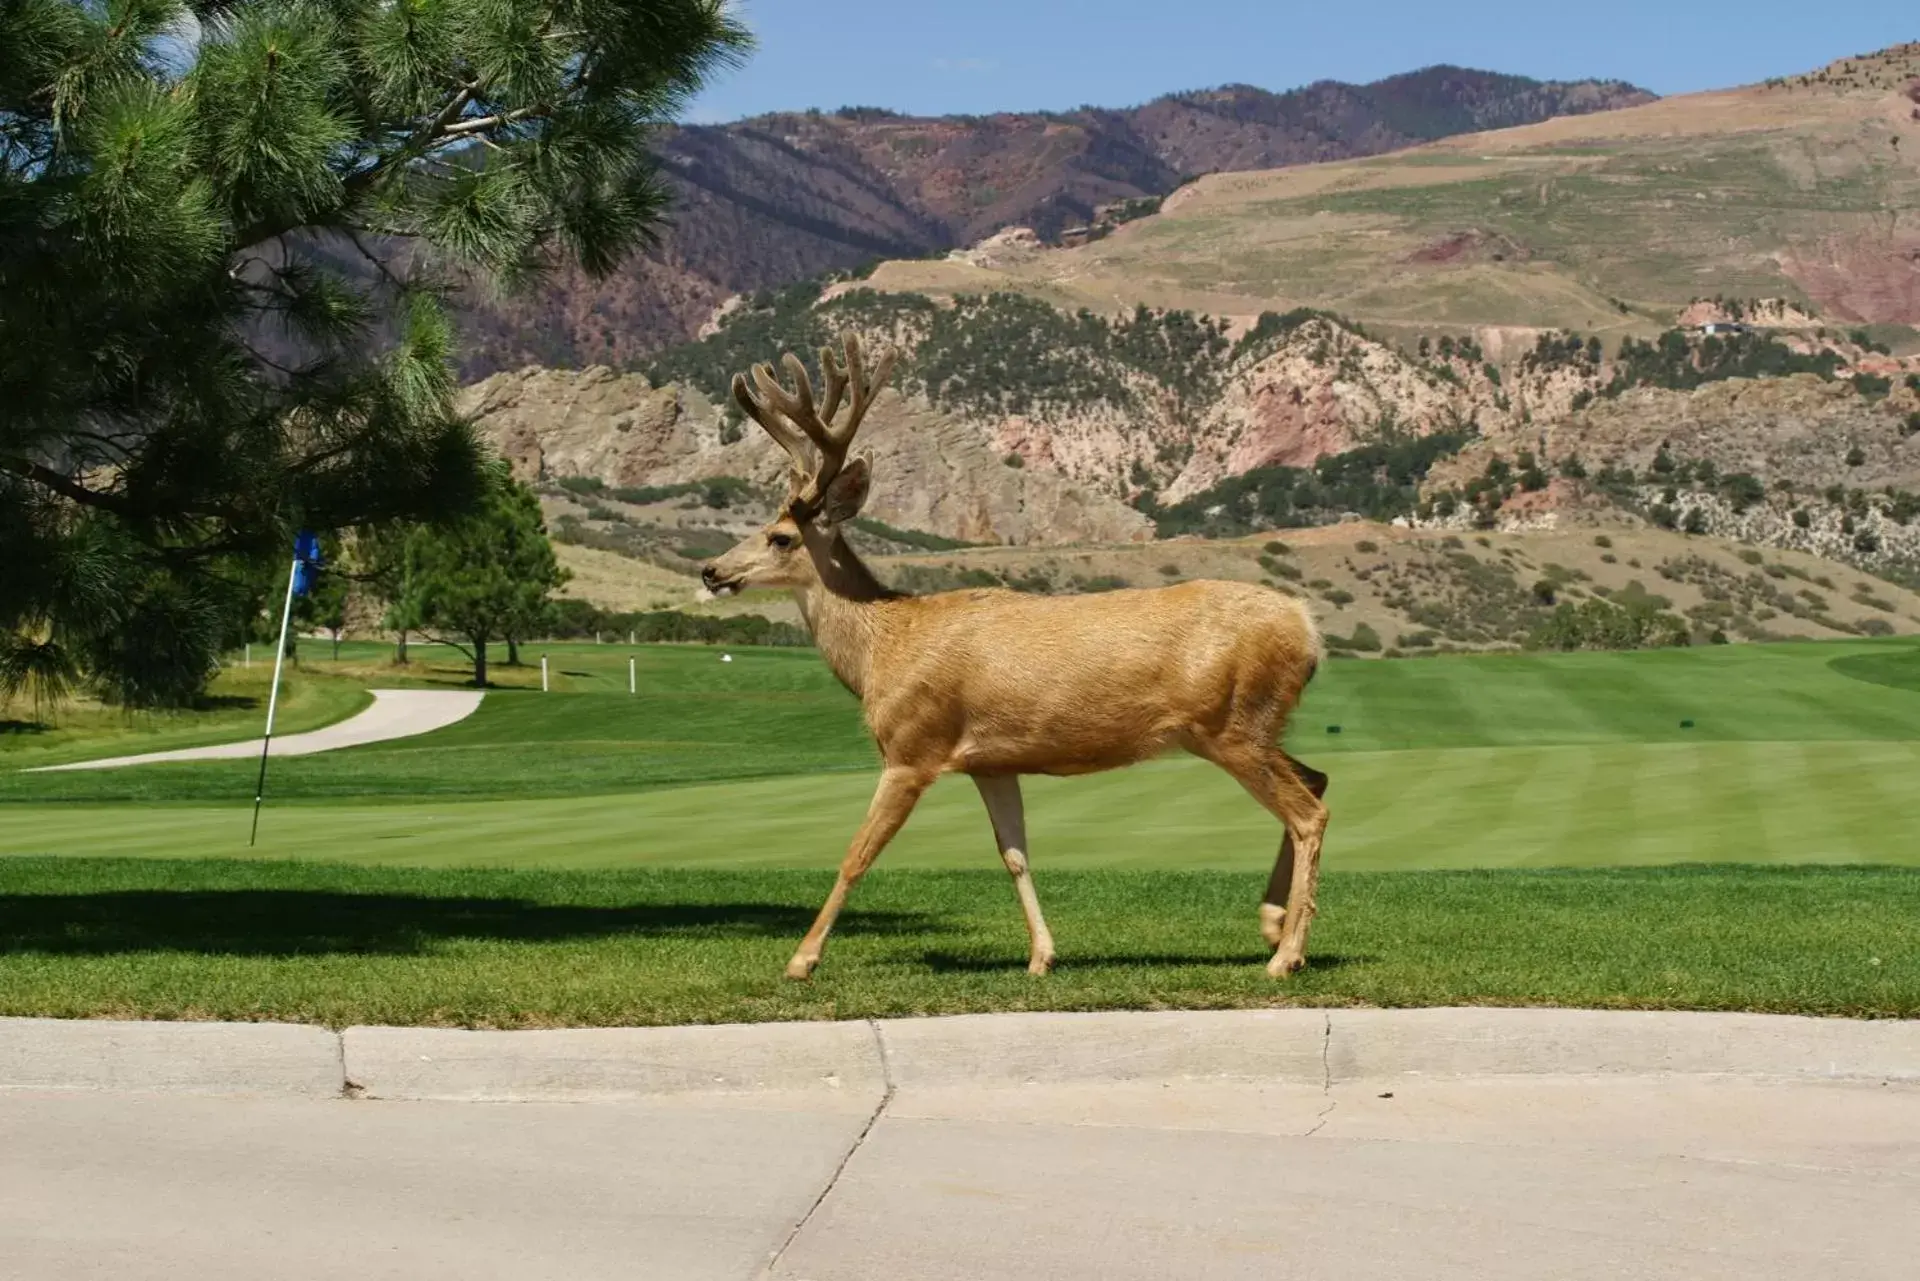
[[8, 639, 1918, 804], [6, 740, 1917, 872], [2, 859, 1914, 1026]]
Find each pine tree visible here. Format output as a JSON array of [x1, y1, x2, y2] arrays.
[[1, 0, 747, 709], [413, 477, 568, 686]]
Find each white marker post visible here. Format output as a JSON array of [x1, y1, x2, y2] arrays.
[[628, 630, 635, 646], [541, 654, 550, 692], [628, 656, 636, 695], [248, 554, 302, 847], [244, 643, 251, 669]]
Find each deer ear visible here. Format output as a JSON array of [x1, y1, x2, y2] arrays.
[[815, 456, 871, 526]]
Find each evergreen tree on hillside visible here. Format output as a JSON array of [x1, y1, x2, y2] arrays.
[[0, 0, 747, 708]]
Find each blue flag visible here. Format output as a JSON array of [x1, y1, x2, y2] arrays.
[[291, 530, 323, 597]]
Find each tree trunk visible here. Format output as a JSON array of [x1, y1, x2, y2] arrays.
[[332, 630, 340, 661], [473, 635, 488, 687], [506, 635, 520, 667], [395, 630, 409, 665]]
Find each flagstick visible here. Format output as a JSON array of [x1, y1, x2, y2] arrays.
[[249, 557, 301, 847]]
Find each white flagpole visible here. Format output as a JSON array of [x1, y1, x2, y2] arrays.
[[249, 556, 301, 847]]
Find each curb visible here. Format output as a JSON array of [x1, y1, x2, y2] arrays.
[[3, 1009, 1917, 1101]]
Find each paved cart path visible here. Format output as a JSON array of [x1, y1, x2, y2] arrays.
[[27, 689, 483, 772]]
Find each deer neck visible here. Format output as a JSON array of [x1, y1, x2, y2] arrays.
[[793, 527, 900, 699]]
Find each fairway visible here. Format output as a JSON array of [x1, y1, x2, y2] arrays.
[[4, 639, 1917, 873], [4, 638, 1916, 1027]]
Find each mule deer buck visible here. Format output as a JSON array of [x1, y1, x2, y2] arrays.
[[702, 334, 1330, 980]]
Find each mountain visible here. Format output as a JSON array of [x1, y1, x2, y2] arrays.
[[451, 66, 1653, 376], [460, 46, 1920, 629], [860, 45, 1920, 340]]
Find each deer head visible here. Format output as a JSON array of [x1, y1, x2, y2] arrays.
[[701, 333, 896, 596]]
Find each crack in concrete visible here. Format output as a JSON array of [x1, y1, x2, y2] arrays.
[[1304, 1011, 1337, 1136], [758, 1019, 896, 1279], [334, 1031, 365, 1100]]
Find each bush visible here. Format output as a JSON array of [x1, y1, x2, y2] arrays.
[[1004, 452, 1026, 469], [1321, 588, 1355, 606], [1158, 563, 1182, 577], [1593, 535, 1613, 548], [1354, 540, 1379, 554], [1845, 445, 1867, 467], [1263, 540, 1292, 555], [1682, 508, 1709, 535], [1792, 508, 1812, 529], [1531, 580, 1557, 605], [556, 475, 608, 496], [1858, 617, 1896, 636], [1737, 549, 1763, 565], [1347, 622, 1382, 652]]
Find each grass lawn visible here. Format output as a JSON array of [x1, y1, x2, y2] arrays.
[[0, 859, 1912, 1026], [2, 639, 1914, 1026]]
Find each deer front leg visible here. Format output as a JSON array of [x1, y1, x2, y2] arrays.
[[786, 765, 930, 980], [974, 774, 1055, 975], [1260, 754, 1329, 948]]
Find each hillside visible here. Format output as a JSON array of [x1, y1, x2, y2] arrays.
[[858, 45, 1920, 339], [455, 45, 1920, 644], [448, 67, 1651, 374]]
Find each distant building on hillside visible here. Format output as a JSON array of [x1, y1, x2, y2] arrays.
[[1695, 321, 1751, 337]]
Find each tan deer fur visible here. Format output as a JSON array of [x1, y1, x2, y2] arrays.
[[703, 334, 1330, 980]]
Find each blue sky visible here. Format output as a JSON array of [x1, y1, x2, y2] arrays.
[[687, 1, 1916, 122]]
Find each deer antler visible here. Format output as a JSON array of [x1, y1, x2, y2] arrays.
[[730, 333, 897, 518]]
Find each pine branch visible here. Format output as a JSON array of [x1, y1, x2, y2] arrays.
[[0, 456, 134, 516]]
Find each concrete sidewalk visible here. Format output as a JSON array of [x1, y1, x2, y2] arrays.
[[28, 689, 484, 772], [4, 1009, 1917, 1280]]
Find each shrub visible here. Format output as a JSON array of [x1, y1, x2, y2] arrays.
[[1858, 617, 1896, 636], [1682, 508, 1709, 535], [1593, 535, 1613, 548], [1263, 540, 1292, 555], [1158, 563, 1182, 577], [1737, 549, 1763, 565], [1347, 622, 1382, 652], [1004, 452, 1026, 469], [1792, 508, 1812, 529], [1845, 445, 1866, 467], [556, 475, 608, 496], [1355, 540, 1379, 554], [1322, 588, 1355, 606], [1531, 580, 1557, 605], [1600, 553, 1617, 564]]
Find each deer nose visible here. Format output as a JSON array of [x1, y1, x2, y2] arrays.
[[701, 565, 720, 589]]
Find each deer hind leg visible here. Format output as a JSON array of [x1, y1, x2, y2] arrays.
[[974, 774, 1055, 975], [786, 765, 931, 980], [1203, 740, 1329, 977], [1260, 753, 1329, 949]]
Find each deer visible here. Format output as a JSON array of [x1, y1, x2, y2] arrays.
[[701, 333, 1331, 981]]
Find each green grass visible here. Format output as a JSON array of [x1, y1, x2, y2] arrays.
[[5, 740, 1916, 871], [1, 859, 1912, 1026], [3, 639, 1914, 1027], [4, 639, 1914, 804]]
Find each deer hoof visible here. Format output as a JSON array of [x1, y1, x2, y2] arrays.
[[1027, 953, 1055, 977], [784, 956, 818, 981], [1266, 950, 1306, 979], [1259, 903, 1287, 948]]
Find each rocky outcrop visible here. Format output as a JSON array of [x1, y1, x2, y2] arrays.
[[1426, 375, 1920, 496], [461, 369, 1152, 546]]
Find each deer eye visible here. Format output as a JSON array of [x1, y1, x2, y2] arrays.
[[769, 532, 795, 550]]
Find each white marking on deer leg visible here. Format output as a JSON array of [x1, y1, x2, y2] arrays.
[[975, 775, 1055, 975], [1259, 902, 1287, 949]]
